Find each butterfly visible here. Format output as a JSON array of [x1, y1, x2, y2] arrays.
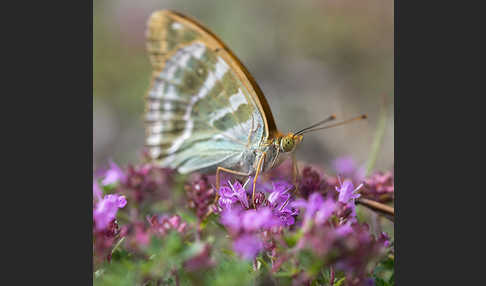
[[144, 10, 366, 206]]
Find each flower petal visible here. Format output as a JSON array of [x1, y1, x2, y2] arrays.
[[233, 234, 263, 260]]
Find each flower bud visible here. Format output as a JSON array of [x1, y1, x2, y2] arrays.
[[253, 192, 267, 208]]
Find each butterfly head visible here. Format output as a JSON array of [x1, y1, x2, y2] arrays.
[[279, 133, 303, 153], [278, 114, 367, 153]]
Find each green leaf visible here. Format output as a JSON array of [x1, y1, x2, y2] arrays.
[[110, 248, 131, 262], [382, 256, 394, 270], [94, 259, 136, 286], [389, 272, 394, 286], [204, 257, 255, 286], [273, 270, 298, 278], [334, 277, 346, 286], [283, 232, 300, 248], [374, 277, 390, 286], [101, 183, 118, 193]]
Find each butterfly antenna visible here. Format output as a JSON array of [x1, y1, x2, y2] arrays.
[[295, 114, 336, 135], [300, 114, 367, 134]]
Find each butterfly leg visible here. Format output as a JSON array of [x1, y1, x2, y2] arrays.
[[215, 166, 250, 191], [252, 151, 267, 207], [214, 167, 250, 206]]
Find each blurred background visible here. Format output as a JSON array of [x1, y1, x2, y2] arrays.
[[93, 0, 393, 172]]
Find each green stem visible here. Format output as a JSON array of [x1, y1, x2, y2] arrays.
[[111, 237, 125, 254]]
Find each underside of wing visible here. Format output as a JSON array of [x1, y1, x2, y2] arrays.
[[144, 10, 276, 174]]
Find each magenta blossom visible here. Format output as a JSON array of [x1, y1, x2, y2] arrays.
[[147, 214, 188, 236], [94, 194, 127, 231], [265, 180, 298, 227], [221, 207, 281, 233], [134, 223, 150, 246], [292, 192, 324, 222], [335, 180, 363, 223], [233, 234, 263, 260], [218, 181, 249, 209], [267, 181, 293, 207], [186, 174, 215, 219], [362, 171, 394, 203], [292, 193, 336, 226], [221, 207, 243, 232], [101, 160, 126, 186], [299, 166, 326, 198], [220, 204, 289, 260], [242, 207, 280, 231], [336, 180, 362, 204], [277, 206, 298, 226], [332, 156, 365, 181], [334, 222, 354, 237], [378, 231, 391, 248], [314, 198, 337, 225]]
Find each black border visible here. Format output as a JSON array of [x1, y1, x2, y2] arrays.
[[8, 0, 93, 284], [394, 0, 476, 284]]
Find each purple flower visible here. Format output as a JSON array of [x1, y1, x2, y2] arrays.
[[231, 181, 250, 208], [292, 192, 324, 222], [218, 181, 249, 209], [263, 180, 298, 227], [333, 156, 357, 175], [242, 207, 279, 231], [314, 198, 337, 224], [148, 214, 188, 236], [267, 180, 292, 207], [365, 278, 375, 286], [93, 219, 120, 263], [331, 223, 386, 282], [336, 180, 362, 204], [278, 207, 297, 226], [299, 166, 326, 198], [93, 194, 127, 231], [332, 156, 365, 181], [185, 174, 215, 219], [378, 231, 391, 248], [220, 207, 243, 232], [292, 193, 337, 225], [334, 222, 353, 237], [222, 206, 282, 233], [134, 223, 150, 246], [362, 171, 394, 203], [233, 234, 263, 260], [218, 186, 239, 208], [253, 192, 268, 208], [101, 160, 126, 186], [335, 180, 363, 222]]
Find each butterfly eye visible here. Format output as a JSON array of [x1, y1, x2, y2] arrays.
[[280, 137, 295, 152]]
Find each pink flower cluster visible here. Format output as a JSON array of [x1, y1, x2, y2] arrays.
[[218, 179, 298, 259], [93, 182, 127, 231]]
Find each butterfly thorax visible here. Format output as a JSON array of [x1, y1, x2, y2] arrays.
[[241, 141, 280, 175], [239, 132, 302, 176]]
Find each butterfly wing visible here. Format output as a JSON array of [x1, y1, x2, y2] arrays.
[[145, 10, 278, 174]]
